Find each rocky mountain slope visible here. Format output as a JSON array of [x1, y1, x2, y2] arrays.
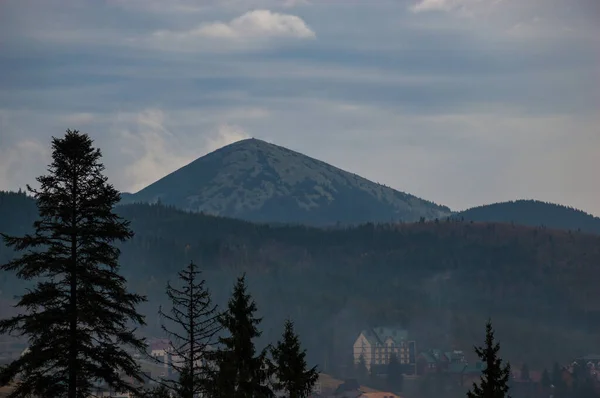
[[119, 138, 451, 225]]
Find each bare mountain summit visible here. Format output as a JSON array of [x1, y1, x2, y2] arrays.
[[120, 138, 451, 225]]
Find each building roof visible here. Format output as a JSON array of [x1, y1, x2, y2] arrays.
[[447, 361, 486, 374], [419, 348, 466, 365], [463, 362, 486, 374], [430, 349, 444, 359], [419, 352, 437, 363], [361, 327, 409, 346], [444, 350, 465, 361], [361, 393, 402, 398]]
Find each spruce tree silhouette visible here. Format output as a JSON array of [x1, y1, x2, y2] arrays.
[[210, 274, 273, 397], [271, 319, 318, 398], [0, 130, 147, 398], [467, 319, 511, 398]]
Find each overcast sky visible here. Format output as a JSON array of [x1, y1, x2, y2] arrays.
[[0, 0, 598, 214]]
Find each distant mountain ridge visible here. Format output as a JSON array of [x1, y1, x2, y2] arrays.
[[455, 200, 600, 235], [119, 138, 451, 225]]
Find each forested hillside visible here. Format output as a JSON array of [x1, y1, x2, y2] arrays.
[[1, 191, 600, 371], [455, 200, 600, 235]]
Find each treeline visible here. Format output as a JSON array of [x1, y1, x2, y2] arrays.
[[147, 263, 318, 398], [0, 131, 318, 398]]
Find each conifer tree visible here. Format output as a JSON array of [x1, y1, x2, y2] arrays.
[[467, 319, 511, 398], [0, 130, 147, 398], [271, 319, 318, 398], [541, 368, 551, 389], [156, 261, 221, 398], [551, 362, 567, 397], [210, 274, 273, 398], [386, 353, 404, 392]]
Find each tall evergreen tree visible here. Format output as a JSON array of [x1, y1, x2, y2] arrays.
[[0, 130, 147, 398], [156, 261, 221, 398], [552, 362, 567, 397], [467, 319, 511, 398], [271, 319, 318, 398], [211, 274, 273, 398], [386, 353, 404, 392]]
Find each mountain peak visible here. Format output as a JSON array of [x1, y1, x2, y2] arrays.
[[122, 139, 451, 225], [209, 137, 300, 157]]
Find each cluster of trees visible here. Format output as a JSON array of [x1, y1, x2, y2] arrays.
[[147, 262, 318, 398], [414, 320, 512, 398], [352, 352, 404, 393], [0, 130, 318, 398], [539, 362, 599, 398], [416, 322, 600, 398]]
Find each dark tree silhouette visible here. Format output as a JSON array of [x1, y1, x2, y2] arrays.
[[0, 130, 147, 398], [551, 362, 567, 397], [467, 319, 511, 398], [386, 353, 404, 392], [271, 319, 318, 398], [210, 274, 273, 397], [356, 354, 368, 385], [156, 260, 221, 398], [541, 368, 551, 388]]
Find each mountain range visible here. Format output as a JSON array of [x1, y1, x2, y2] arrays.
[[119, 138, 600, 232]]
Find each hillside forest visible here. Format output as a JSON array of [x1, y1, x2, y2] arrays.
[[2, 189, 600, 373]]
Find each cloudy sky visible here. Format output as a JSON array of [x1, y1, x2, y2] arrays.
[[0, 0, 598, 214]]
